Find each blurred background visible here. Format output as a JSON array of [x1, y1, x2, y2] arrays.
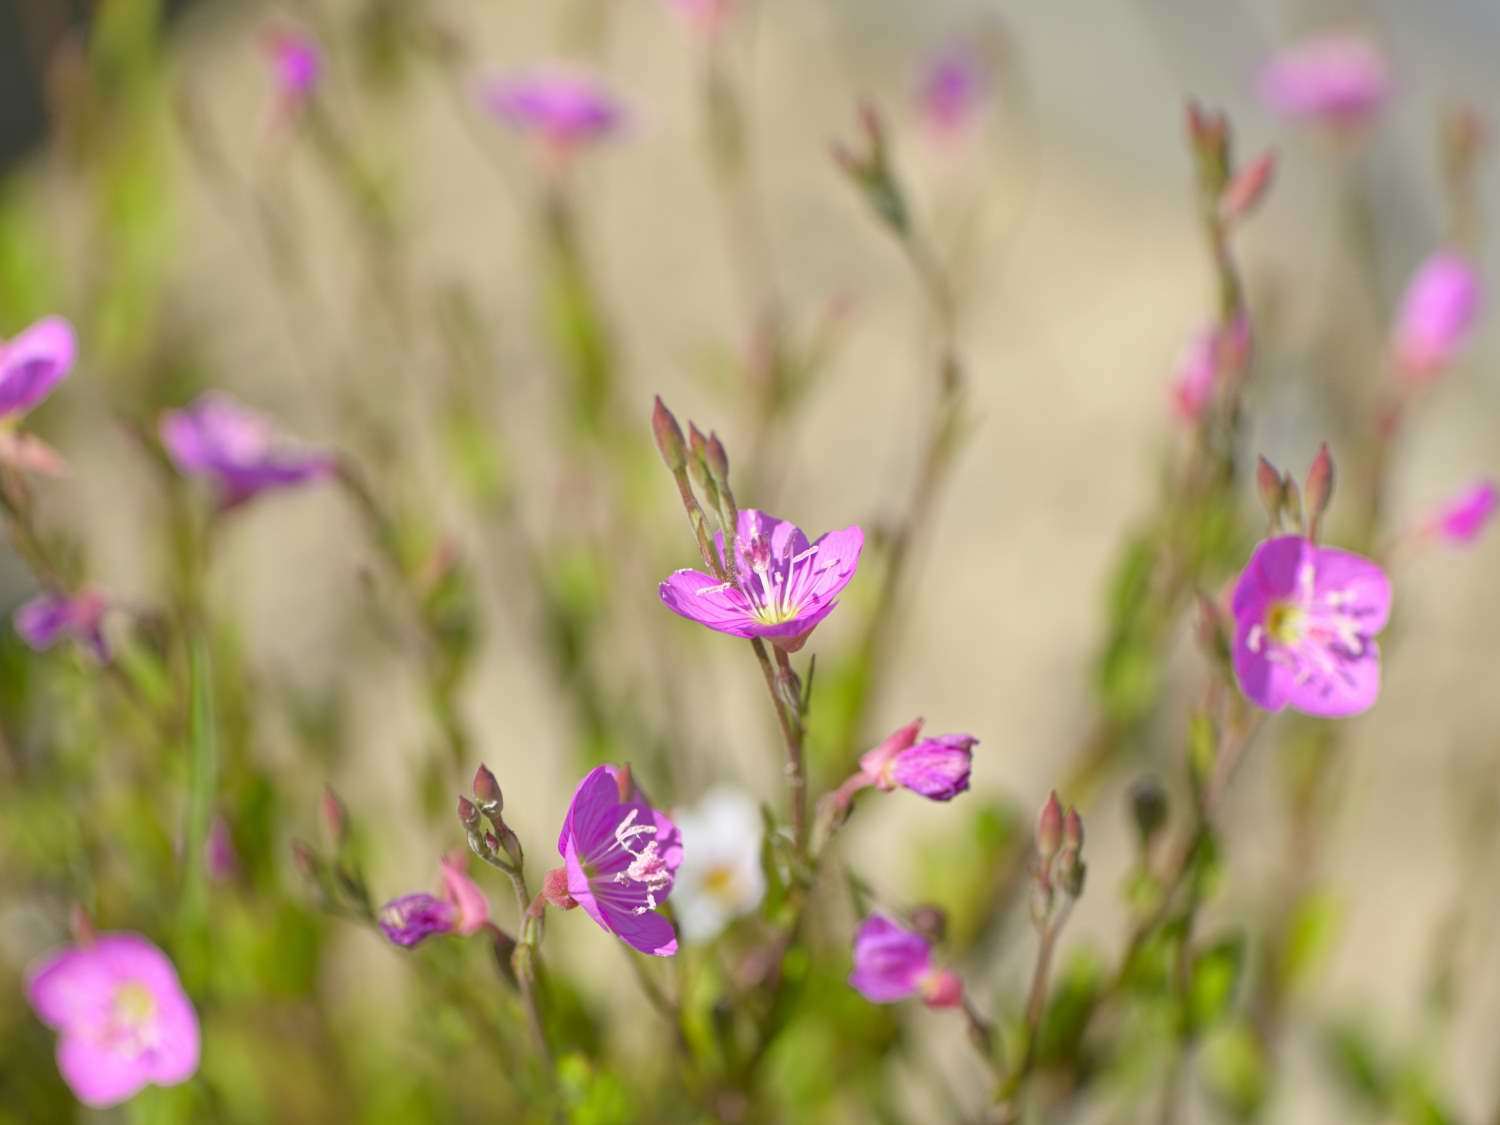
[[1, 1, 1498, 1122]]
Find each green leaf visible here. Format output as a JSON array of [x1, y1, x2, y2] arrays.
[[1188, 932, 1245, 1032]]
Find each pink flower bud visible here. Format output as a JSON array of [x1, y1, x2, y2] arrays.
[[1035, 791, 1064, 862], [1392, 252, 1481, 383], [472, 763, 503, 816], [1219, 150, 1277, 224], [1304, 442, 1335, 537], [919, 968, 964, 1010], [1428, 480, 1497, 546]]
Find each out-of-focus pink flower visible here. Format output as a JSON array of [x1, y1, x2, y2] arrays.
[[439, 852, 490, 936], [1257, 33, 1390, 125], [480, 70, 623, 159], [1231, 536, 1391, 718], [848, 915, 962, 1008], [378, 894, 456, 948], [378, 854, 491, 947], [26, 933, 200, 1108], [266, 30, 321, 101], [557, 764, 683, 957], [1171, 316, 1251, 423], [160, 392, 335, 509], [659, 508, 863, 652], [918, 47, 985, 140], [665, 0, 732, 36], [14, 590, 109, 662], [1427, 480, 1497, 546], [0, 316, 76, 419], [856, 719, 976, 802], [1391, 252, 1481, 383]]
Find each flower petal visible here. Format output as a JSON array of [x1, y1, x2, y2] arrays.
[[0, 316, 76, 418], [658, 569, 754, 636]]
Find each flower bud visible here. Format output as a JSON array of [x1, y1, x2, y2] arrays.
[[705, 431, 731, 486], [457, 794, 481, 832], [1219, 150, 1276, 224], [1304, 442, 1335, 540], [1036, 790, 1064, 862], [320, 785, 348, 847], [1256, 455, 1284, 524], [1129, 776, 1168, 847], [1057, 808, 1087, 897], [496, 824, 525, 869], [290, 838, 319, 880], [651, 396, 687, 473], [472, 763, 503, 817], [919, 968, 964, 1010], [909, 904, 948, 945]]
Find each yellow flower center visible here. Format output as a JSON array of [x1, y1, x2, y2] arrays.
[[1265, 600, 1305, 646], [112, 981, 156, 1029], [701, 863, 741, 904]]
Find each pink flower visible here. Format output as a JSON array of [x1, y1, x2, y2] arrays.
[[378, 854, 491, 947], [918, 47, 984, 139], [439, 853, 490, 935], [659, 508, 863, 652], [857, 719, 975, 801], [1231, 536, 1391, 717], [557, 764, 683, 957], [1171, 317, 1251, 423], [1392, 252, 1481, 383], [848, 915, 962, 1008], [1427, 480, 1497, 546], [14, 590, 109, 662], [480, 70, 623, 158], [378, 894, 456, 948], [0, 315, 76, 419], [266, 30, 321, 100], [26, 933, 200, 1108], [1257, 33, 1390, 125], [160, 393, 335, 509]]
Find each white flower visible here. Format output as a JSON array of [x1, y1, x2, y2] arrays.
[[671, 787, 766, 942]]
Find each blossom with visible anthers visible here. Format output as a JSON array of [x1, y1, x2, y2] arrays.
[[659, 508, 863, 652]]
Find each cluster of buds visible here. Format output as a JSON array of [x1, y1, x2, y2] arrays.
[[1031, 791, 1085, 929], [652, 397, 738, 578], [459, 764, 525, 874], [1256, 443, 1335, 542], [1186, 102, 1276, 229], [832, 102, 911, 238], [290, 785, 374, 917]]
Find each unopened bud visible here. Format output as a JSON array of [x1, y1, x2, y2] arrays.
[[1256, 455, 1284, 524], [1063, 807, 1084, 853], [496, 824, 525, 869], [1036, 791, 1064, 862], [919, 968, 964, 1010], [651, 396, 687, 473], [457, 794, 481, 832], [687, 422, 720, 507], [290, 838, 319, 880], [1029, 878, 1054, 928], [705, 431, 731, 486], [1057, 808, 1086, 898], [1129, 776, 1168, 847], [909, 904, 947, 944], [320, 785, 348, 847], [472, 763, 503, 816], [1219, 150, 1276, 224], [1304, 442, 1335, 540]]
